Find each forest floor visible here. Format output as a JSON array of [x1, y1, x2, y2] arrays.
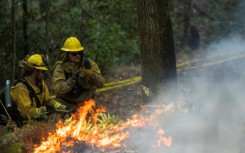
[[0, 61, 180, 153], [1, 51, 245, 153]]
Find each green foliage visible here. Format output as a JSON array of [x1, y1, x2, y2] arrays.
[[86, 20, 126, 70], [97, 113, 122, 129], [3, 143, 24, 153], [27, 0, 139, 72], [0, 1, 13, 84], [0, 0, 139, 82], [0, 0, 243, 81]]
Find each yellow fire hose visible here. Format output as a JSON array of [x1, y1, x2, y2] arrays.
[[96, 76, 142, 93], [97, 52, 245, 93], [184, 53, 245, 70]]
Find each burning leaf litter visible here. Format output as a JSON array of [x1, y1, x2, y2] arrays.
[[34, 99, 172, 153]]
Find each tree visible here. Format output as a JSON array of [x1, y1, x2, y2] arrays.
[[180, 0, 192, 49], [137, 0, 177, 101], [12, 0, 16, 82], [180, 0, 200, 50], [22, 0, 29, 54]]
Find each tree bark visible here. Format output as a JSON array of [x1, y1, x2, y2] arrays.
[[22, 0, 29, 54], [180, 0, 192, 49], [137, 0, 177, 101], [12, 0, 16, 82], [39, 0, 49, 55], [45, 0, 49, 55]]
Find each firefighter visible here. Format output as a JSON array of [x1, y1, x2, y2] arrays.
[[11, 54, 67, 120], [52, 36, 104, 106]]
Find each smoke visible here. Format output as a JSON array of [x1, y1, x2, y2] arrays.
[[126, 35, 245, 153], [179, 35, 245, 153], [171, 35, 245, 153], [207, 34, 245, 54]]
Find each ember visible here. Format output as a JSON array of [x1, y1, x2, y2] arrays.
[[34, 99, 171, 153]]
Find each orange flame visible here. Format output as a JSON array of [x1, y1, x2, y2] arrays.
[[34, 99, 171, 152], [154, 129, 172, 147]]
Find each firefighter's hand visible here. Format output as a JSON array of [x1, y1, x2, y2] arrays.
[[56, 104, 67, 110], [40, 106, 47, 113], [77, 71, 85, 79], [55, 105, 75, 113], [36, 106, 47, 116]]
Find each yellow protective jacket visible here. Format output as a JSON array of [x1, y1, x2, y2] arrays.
[[10, 78, 61, 119], [52, 58, 105, 104]]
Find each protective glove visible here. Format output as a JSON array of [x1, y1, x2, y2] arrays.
[[40, 106, 47, 112], [56, 105, 75, 113], [36, 106, 47, 115], [56, 104, 67, 110], [53, 101, 67, 111]]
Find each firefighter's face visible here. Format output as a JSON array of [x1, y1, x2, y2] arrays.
[[68, 52, 82, 63], [34, 70, 45, 82]]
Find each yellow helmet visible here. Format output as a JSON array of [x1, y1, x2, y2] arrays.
[[19, 54, 48, 71], [61, 36, 84, 52]]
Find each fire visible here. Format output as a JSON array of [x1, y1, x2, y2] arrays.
[[154, 129, 172, 147], [34, 99, 171, 152]]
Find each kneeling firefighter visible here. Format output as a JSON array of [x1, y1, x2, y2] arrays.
[[52, 36, 105, 107], [11, 54, 67, 122]]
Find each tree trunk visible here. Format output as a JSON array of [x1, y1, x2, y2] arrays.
[[180, 0, 200, 50], [39, 0, 49, 54], [12, 0, 16, 82], [45, 0, 49, 55], [22, 0, 29, 54], [137, 0, 177, 102], [180, 0, 192, 49]]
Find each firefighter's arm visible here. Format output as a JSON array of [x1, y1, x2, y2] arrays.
[[11, 84, 45, 119], [83, 60, 105, 88], [52, 65, 76, 95]]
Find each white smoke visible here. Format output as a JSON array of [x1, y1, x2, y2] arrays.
[[163, 35, 245, 153], [126, 35, 245, 153], [207, 33, 245, 54]]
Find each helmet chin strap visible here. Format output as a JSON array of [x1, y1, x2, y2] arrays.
[[41, 54, 48, 67]]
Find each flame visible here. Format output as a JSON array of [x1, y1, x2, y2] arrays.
[[34, 99, 171, 152], [154, 129, 172, 147]]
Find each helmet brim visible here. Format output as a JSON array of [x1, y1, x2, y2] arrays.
[[61, 47, 84, 52], [35, 66, 48, 71]]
